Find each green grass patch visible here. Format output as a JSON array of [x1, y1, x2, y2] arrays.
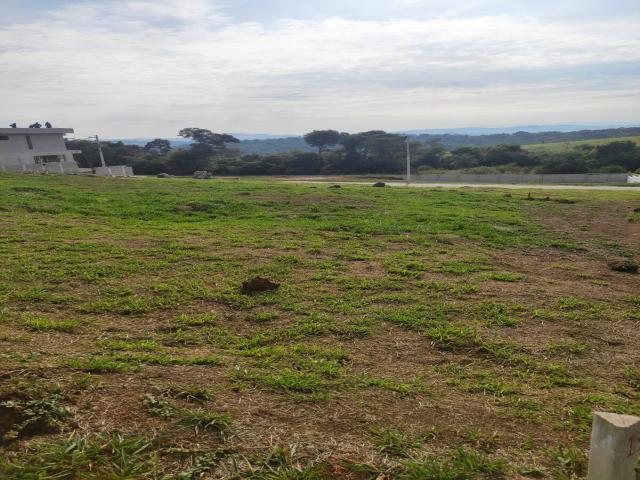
[[21, 314, 82, 332]]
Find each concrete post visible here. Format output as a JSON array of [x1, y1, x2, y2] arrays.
[[587, 412, 640, 480]]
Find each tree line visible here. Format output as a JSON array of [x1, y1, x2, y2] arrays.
[[66, 128, 640, 176]]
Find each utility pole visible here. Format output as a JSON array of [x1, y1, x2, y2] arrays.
[[406, 138, 411, 185], [91, 135, 106, 168]]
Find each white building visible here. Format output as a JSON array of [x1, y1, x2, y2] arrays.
[[0, 127, 81, 174]]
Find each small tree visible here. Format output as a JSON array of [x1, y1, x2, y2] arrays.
[[304, 130, 342, 156]]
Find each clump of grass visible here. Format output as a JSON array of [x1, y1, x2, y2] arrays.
[[378, 304, 452, 331], [175, 408, 232, 435], [143, 395, 231, 436], [66, 356, 134, 373], [473, 302, 520, 327], [549, 446, 587, 479], [399, 448, 507, 479], [386, 259, 430, 278], [98, 339, 161, 351], [260, 369, 325, 393], [623, 367, 640, 391], [156, 383, 214, 402], [229, 445, 329, 479], [67, 353, 222, 372], [0, 433, 159, 478], [547, 341, 588, 356], [22, 314, 81, 332], [480, 272, 524, 282], [354, 376, 430, 396], [446, 366, 520, 398], [440, 260, 490, 275], [371, 426, 420, 457]]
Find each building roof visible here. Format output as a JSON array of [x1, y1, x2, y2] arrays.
[[0, 128, 74, 135]]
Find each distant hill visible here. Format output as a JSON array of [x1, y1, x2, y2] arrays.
[[398, 123, 640, 136], [523, 135, 640, 153], [410, 127, 640, 150]]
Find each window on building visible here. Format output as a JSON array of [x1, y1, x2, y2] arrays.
[[25, 135, 33, 150], [0, 136, 9, 141], [34, 155, 64, 164]]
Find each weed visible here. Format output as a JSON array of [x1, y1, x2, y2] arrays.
[[549, 446, 587, 479], [66, 356, 135, 373], [228, 445, 328, 479], [624, 367, 640, 391], [156, 383, 214, 402], [371, 426, 420, 457], [0, 393, 69, 444], [257, 369, 326, 394], [399, 448, 507, 479], [144, 395, 231, 436], [0, 433, 159, 478]]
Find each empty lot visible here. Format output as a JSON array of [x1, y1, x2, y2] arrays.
[[0, 174, 638, 479]]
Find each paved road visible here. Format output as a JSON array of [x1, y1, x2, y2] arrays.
[[283, 180, 640, 191]]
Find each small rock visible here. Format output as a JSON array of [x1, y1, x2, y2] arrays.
[[329, 184, 341, 189], [372, 182, 386, 187], [193, 171, 212, 179], [241, 277, 280, 295], [633, 207, 640, 212], [608, 259, 639, 274], [157, 173, 174, 178]]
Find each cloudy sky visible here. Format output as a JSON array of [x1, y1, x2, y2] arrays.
[[1, 0, 639, 138]]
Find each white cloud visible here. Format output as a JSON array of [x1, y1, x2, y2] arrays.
[[0, 0, 638, 136]]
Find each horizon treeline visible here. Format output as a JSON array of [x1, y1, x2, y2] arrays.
[[66, 128, 640, 176]]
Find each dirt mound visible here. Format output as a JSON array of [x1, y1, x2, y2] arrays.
[[241, 277, 280, 295], [608, 259, 639, 273]]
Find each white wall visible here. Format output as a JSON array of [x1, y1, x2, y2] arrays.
[[0, 131, 77, 168]]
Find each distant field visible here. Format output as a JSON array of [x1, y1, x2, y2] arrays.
[[523, 135, 640, 153], [0, 174, 639, 479]]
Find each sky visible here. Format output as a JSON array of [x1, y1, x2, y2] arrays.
[[1, 0, 639, 138]]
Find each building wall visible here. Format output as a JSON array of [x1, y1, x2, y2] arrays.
[[0, 131, 78, 169], [94, 165, 134, 177]]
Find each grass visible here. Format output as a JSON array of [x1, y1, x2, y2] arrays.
[[0, 433, 159, 479], [399, 448, 507, 479], [0, 173, 639, 476], [21, 313, 82, 332], [144, 394, 232, 436]]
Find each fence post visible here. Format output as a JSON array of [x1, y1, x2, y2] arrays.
[[587, 412, 640, 480]]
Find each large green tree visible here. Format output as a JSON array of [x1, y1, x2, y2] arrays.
[[303, 130, 342, 156], [178, 128, 239, 153]]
